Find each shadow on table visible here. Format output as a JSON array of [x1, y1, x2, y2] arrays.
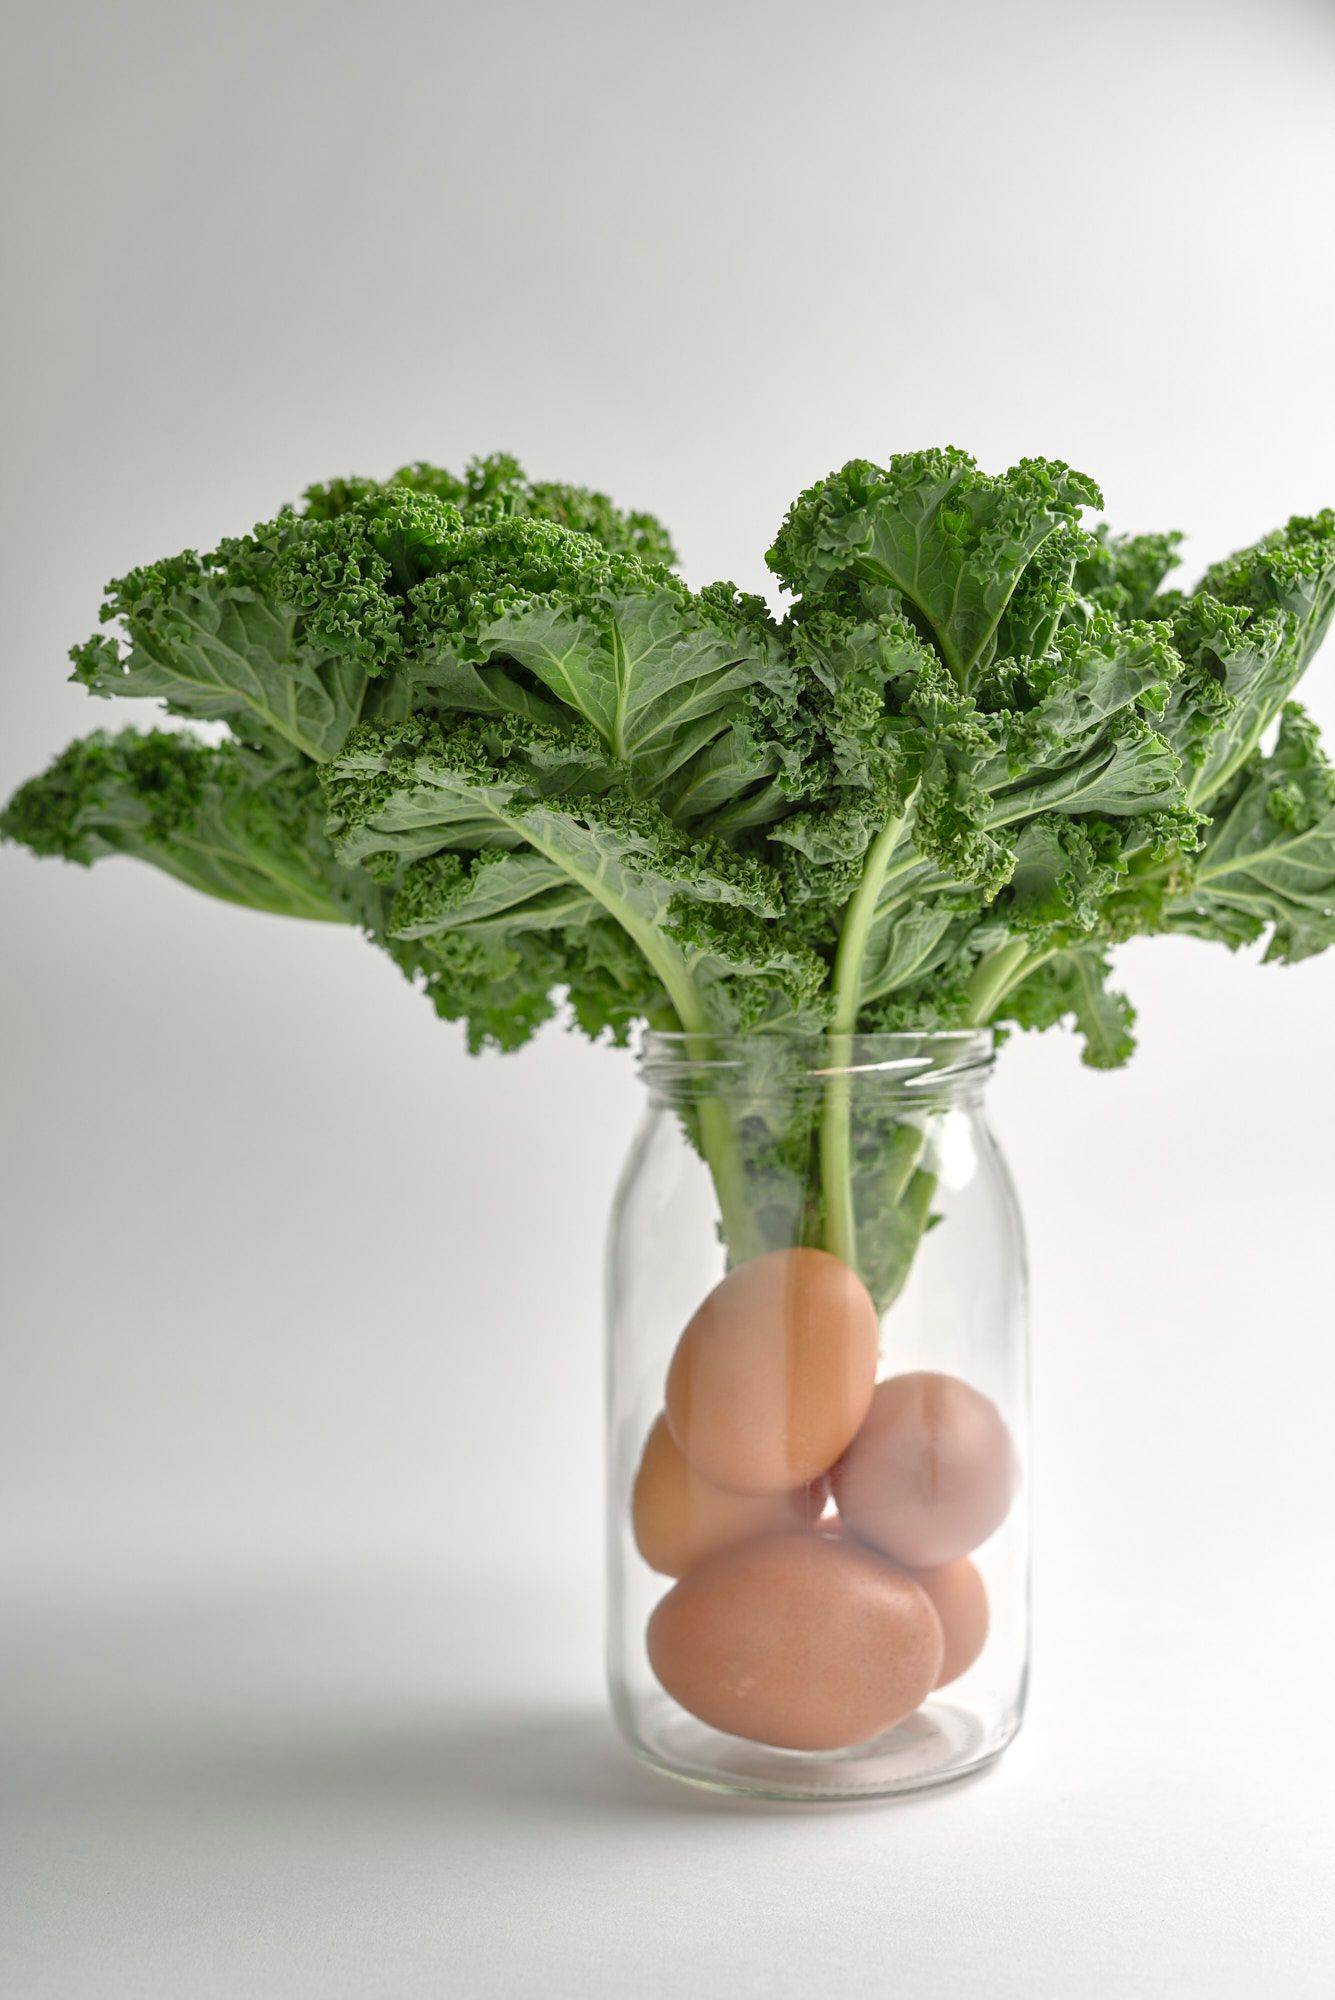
[[9, 1698, 784, 1825], [3, 1577, 999, 1828], [12, 1698, 1000, 1830], [240, 1704, 739, 1821]]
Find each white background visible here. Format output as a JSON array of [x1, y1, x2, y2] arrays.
[[3, 2, 1335, 1993]]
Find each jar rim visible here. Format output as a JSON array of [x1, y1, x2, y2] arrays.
[[639, 1027, 995, 1093]]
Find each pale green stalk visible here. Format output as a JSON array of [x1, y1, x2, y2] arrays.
[[819, 796, 918, 1268], [517, 816, 765, 1260], [964, 937, 1034, 1025]]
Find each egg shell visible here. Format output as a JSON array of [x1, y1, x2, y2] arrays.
[[831, 1371, 1017, 1567], [912, 1557, 990, 1688], [646, 1533, 944, 1752], [631, 1415, 823, 1577], [664, 1248, 879, 1495]]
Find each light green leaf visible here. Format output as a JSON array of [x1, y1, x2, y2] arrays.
[[1161, 510, 1335, 807], [411, 579, 792, 825], [0, 728, 381, 925], [1003, 946, 1137, 1069], [990, 714, 1183, 824], [1166, 704, 1335, 962], [323, 715, 812, 1034], [389, 849, 598, 941], [72, 569, 371, 764], [768, 448, 1101, 685]]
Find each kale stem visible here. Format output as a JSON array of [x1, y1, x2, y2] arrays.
[[840, 938, 1039, 1311], [638, 962, 764, 1262], [965, 937, 1032, 1025], [820, 793, 918, 1270], [820, 1056, 857, 1267], [696, 1094, 768, 1262], [490, 807, 765, 1260], [828, 811, 916, 1036]]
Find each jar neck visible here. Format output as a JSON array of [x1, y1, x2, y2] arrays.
[[638, 1029, 995, 1113]]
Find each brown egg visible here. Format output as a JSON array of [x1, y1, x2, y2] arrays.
[[912, 1558, 990, 1688], [631, 1415, 823, 1577], [832, 1371, 1017, 1567], [664, 1248, 879, 1495], [646, 1534, 944, 1751]]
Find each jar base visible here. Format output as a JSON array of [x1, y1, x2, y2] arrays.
[[620, 1695, 1019, 1802]]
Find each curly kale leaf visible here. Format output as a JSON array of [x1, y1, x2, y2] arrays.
[[766, 591, 1191, 1037], [66, 457, 682, 767], [67, 482, 466, 762], [70, 529, 377, 764], [1156, 510, 1335, 807], [1074, 523, 1184, 619], [401, 517, 798, 827], [767, 485, 1334, 1079], [323, 715, 821, 1042], [303, 451, 678, 567], [1001, 947, 1138, 1069], [1163, 703, 1335, 963], [387, 915, 671, 1055], [0, 729, 382, 926], [767, 448, 1101, 687]]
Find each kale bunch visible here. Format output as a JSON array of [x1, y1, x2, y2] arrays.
[[7, 446, 1332, 1074], [9, 447, 1332, 1285]]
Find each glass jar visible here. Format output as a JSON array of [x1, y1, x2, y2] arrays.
[[605, 1031, 1028, 1801]]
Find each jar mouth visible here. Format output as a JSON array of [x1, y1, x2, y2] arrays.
[[639, 1028, 995, 1099]]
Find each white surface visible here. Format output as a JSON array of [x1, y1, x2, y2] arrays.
[[4, 0, 1335, 1993], [3, 1563, 1333, 1999]]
